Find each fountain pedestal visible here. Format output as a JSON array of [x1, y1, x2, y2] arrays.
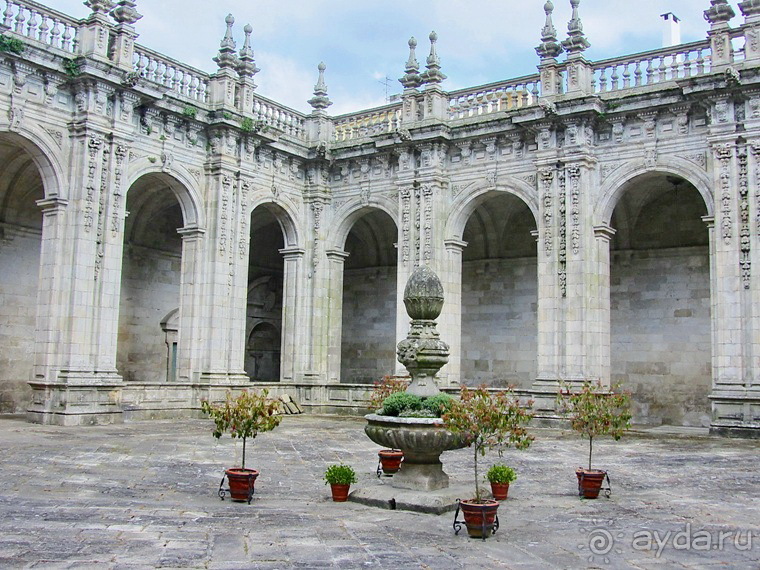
[[364, 414, 464, 491]]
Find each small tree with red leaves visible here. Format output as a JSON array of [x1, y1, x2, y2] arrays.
[[443, 385, 534, 502]]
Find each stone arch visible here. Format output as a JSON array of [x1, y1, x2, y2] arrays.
[[0, 130, 64, 412], [118, 171, 192, 383], [329, 196, 398, 252], [125, 161, 205, 230], [0, 128, 64, 201], [605, 161, 712, 427], [337, 204, 399, 383], [247, 196, 301, 249], [446, 177, 539, 241], [596, 157, 714, 226]]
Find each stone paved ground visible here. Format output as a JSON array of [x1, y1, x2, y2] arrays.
[[0, 414, 758, 569]]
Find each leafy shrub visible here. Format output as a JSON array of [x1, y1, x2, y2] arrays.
[[182, 105, 197, 119], [368, 375, 409, 409], [0, 35, 25, 54], [421, 393, 453, 417], [200, 389, 282, 469], [324, 463, 357, 485], [381, 392, 422, 416], [486, 464, 517, 484]]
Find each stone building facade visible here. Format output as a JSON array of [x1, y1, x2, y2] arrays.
[[1, 0, 759, 436]]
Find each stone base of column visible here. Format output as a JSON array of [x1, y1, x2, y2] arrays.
[[27, 371, 124, 426], [709, 389, 760, 438]]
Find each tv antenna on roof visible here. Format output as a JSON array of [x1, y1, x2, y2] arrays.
[[379, 76, 394, 103]]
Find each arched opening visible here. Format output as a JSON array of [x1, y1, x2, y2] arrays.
[[460, 192, 537, 388], [340, 208, 398, 383], [118, 173, 185, 382], [246, 204, 286, 381], [609, 173, 710, 426], [0, 135, 44, 411], [246, 321, 281, 381]]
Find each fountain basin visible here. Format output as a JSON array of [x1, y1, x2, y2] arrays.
[[365, 414, 466, 491]]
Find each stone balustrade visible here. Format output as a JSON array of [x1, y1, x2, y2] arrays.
[[133, 45, 210, 103], [1, 0, 78, 53], [250, 95, 307, 140], [590, 40, 713, 94], [448, 75, 541, 119], [332, 103, 402, 142]]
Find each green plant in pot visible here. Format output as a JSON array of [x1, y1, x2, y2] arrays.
[[557, 381, 632, 499], [201, 389, 282, 503], [443, 385, 534, 539], [324, 463, 357, 502], [486, 464, 517, 501]]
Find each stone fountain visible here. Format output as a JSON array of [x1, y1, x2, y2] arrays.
[[364, 265, 466, 493]]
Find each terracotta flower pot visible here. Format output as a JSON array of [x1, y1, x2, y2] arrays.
[[490, 481, 510, 501], [576, 468, 607, 499], [459, 499, 499, 539], [330, 483, 351, 502], [225, 468, 259, 502], [378, 449, 403, 475]]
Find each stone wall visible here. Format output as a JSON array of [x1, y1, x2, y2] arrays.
[[610, 246, 711, 427], [340, 265, 397, 383], [460, 257, 538, 389], [0, 226, 39, 412], [117, 246, 182, 383]]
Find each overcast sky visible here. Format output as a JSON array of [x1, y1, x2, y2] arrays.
[[42, 1, 745, 115]]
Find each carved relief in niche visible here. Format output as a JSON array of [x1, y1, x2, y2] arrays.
[[540, 168, 554, 257], [714, 143, 733, 245], [558, 168, 567, 297], [568, 165, 581, 255], [111, 145, 128, 238], [738, 146, 750, 289], [400, 188, 411, 267]]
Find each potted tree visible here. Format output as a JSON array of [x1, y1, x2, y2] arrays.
[[201, 389, 282, 502], [324, 463, 357, 502], [486, 464, 517, 501], [368, 376, 409, 475], [557, 381, 632, 499], [443, 385, 534, 539]]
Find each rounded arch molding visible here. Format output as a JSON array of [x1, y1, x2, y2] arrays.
[[328, 195, 399, 251], [247, 195, 301, 249], [0, 126, 66, 201], [125, 160, 206, 230], [445, 177, 539, 240], [596, 157, 714, 226]]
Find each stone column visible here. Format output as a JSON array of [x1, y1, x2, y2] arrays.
[[592, 225, 616, 387], [325, 249, 350, 383], [279, 247, 306, 382], [440, 239, 466, 388], [534, 165, 562, 388], [740, 1, 760, 63], [176, 226, 206, 382]]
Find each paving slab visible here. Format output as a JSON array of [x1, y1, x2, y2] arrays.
[[0, 414, 758, 568]]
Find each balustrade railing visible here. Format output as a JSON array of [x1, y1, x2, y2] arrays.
[[333, 103, 402, 142], [133, 45, 210, 103], [591, 40, 712, 94], [1, 0, 78, 53], [448, 75, 541, 119], [250, 95, 307, 140]]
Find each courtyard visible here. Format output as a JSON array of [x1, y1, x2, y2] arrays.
[[0, 414, 757, 569]]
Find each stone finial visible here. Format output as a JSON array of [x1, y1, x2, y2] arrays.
[[84, 0, 114, 15], [238, 24, 260, 78], [396, 265, 449, 398], [739, 0, 760, 16], [399, 36, 423, 89], [214, 14, 239, 70], [111, 0, 142, 24], [536, 1, 564, 59], [561, 0, 590, 54], [308, 62, 333, 112], [421, 31, 447, 85], [704, 0, 736, 24]]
